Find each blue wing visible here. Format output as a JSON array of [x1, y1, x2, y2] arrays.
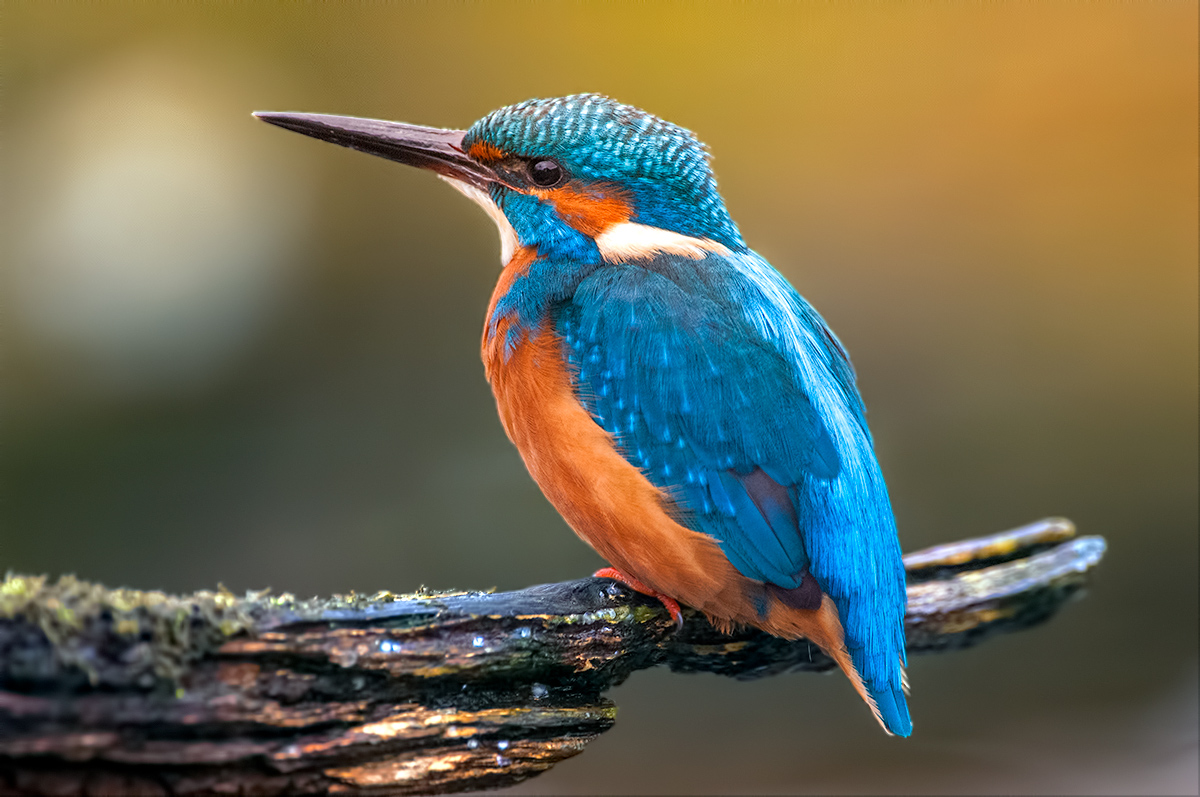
[[556, 248, 911, 735]]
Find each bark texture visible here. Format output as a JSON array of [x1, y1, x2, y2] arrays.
[[0, 518, 1105, 796]]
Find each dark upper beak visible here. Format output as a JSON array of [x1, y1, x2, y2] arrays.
[[253, 111, 500, 190]]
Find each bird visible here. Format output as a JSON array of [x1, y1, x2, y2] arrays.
[[255, 94, 912, 736]]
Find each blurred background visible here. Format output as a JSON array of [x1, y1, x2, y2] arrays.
[[2, 3, 1195, 794]]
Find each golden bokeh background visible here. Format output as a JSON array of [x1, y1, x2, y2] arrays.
[[2, 3, 1196, 793]]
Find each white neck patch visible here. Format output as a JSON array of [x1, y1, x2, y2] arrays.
[[440, 176, 518, 266], [594, 221, 731, 263]]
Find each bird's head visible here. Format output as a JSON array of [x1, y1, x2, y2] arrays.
[[256, 94, 744, 265]]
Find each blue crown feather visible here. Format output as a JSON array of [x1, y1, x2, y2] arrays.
[[464, 94, 744, 249]]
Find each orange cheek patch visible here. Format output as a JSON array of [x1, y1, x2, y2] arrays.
[[534, 182, 633, 238], [467, 140, 508, 163]]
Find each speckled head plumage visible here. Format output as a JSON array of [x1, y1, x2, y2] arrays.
[[462, 94, 744, 254]]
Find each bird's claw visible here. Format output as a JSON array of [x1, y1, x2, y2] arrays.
[[593, 567, 684, 629]]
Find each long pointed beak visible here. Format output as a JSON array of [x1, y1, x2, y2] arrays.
[[253, 111, 500, 190]]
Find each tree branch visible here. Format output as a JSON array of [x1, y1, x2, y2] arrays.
[[0, 518, 1105, 796]]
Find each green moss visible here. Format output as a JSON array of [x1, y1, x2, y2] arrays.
[[0, 574, 495, 690], [1, 573, 259, 688]]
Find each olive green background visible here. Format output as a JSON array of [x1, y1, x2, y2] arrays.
[[2, 3, 1196, 794]]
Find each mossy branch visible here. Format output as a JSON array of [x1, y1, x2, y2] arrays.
[[0, 518, 1104, 796]]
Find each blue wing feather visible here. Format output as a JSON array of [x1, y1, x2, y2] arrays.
[[556, 248, 911, 736]]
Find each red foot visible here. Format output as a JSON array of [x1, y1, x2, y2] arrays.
[[593, 567, 684, 629]]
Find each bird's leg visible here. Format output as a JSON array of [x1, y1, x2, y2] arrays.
[[593, 567, 684, 629]]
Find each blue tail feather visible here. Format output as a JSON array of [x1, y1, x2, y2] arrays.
[[868, 679, 912, 737]]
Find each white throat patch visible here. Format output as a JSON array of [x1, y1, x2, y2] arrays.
[[594, 222, 731, 263], [440, 176, 518, 266]]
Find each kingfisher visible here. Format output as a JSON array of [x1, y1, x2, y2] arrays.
[[255, 94, 912, 736]]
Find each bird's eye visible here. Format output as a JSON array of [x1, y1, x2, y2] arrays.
[[528, 159, 565, 188]]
